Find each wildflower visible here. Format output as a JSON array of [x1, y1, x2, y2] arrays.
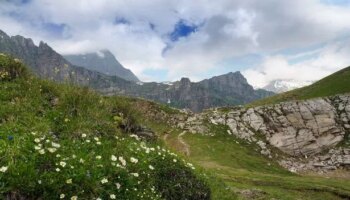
[[31, 131, 37, 135], [72, 154, 77, 159], [101, 178, 108, 184], [34, 145, 41, 150], [47, 148, 57, 153], [56, 168, 60, 172], [81, 133, 87, 138], [94, 137, 99, 141], [86, 139, 91, 143], [66, 179, 72, 184], [119, 156, 126, 166], [116, 183, 121, 189], [60, 161, 67, 167], [110, 194, 116, 199], [79, 158, 85, 163], [173, 159, 177, 163], [39, 149, 45, 154], [64, 118, 70, 122], [56, 154, 61, 158], [60, 194, 65, 199], [34, 138, 41, 143], [52, 142, 61, 148], [111, 155, 117, 161], [71, 196, 78, 200], [96, 155, 102, 160], [38, 180, 42, 184], [96, 198, 102, 200], [96, 141, 101, 145], [149, 165, 154, 170], [130, 157, 138, 164], [131, 173, 139, 177], [0, 166, 8, 173]]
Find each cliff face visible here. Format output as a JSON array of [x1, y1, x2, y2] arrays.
[[64, 50, 140, 82]]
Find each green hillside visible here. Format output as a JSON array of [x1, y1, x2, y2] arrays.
[[0, 54, 210, 199], [249, 66, 350, 107]]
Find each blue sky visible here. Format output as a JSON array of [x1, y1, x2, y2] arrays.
[[1, 0, 350, 87]]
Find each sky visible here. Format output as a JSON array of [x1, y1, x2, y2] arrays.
[[1, 0, 350, 88]]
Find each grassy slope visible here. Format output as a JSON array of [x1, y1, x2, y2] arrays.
[[249, 66, 350, 107], [161, 125, 350, 200], [0, 55, 210, 199]]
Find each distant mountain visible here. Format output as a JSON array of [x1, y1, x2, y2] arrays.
[[64, 50, 139, 82], [0, 29, 132, 89], [0, 29, 273, 112], [250, 66, 350, 107], [101, 72, 274, 112], [263, 79, 313, 93]]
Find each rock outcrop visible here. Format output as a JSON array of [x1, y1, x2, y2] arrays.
[[162, 94, 350, 172]]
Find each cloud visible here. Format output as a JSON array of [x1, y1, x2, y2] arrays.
[[243, 39, 350, 88], [1, 0, 350, 83]]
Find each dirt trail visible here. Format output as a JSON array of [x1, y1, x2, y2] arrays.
[[178, 131, 190, 156], [162, 131, 190, 156]]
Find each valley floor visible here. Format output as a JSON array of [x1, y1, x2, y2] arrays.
[[162, 130, 350, 200]]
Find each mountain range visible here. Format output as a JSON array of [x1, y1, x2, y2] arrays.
[[0, 29, 273, 112]]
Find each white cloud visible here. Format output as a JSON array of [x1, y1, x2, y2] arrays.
[[1, 0, 350, 83], [243, 39, 350, 88]]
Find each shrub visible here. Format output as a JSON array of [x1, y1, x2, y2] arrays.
[[0, 54, 29, 81]]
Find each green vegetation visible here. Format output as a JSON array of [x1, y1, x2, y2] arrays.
[[249, 66, 350, 107], [0, 54, 210, 199], [164, 129, 350, 200]]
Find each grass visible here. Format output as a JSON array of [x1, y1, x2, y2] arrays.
[[163, 128, 350, 200], [249, 66, 350, 107], [0, 54, 210, 199]]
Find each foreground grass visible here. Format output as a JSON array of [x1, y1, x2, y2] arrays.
[[249, 66, 350, 107], [163, 129, 350, 200], [0, 54, 210, 199]]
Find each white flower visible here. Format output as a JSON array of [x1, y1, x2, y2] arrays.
[[39, 149, 45, 154], [47, 148, 57, 153], [56, 168, 61, 172], [60, 194, 65, 199], [110, 194, 116, 199], [31, 131, 37, 135], [72, 154, 77, 159], [56, 154, 61, 158], [34, 138, 41, 143], [34, 145, 41, 150], [38, 180, 42, 184], [118, 156, 126, 166], [116, 183, 121, 189], [0, 166, 8, 173], [96, 155, 102, 160], [79, 158, 85, 163], [66, 179, 72, 184], [94, 137, 99, 141], [149, 165, 154, 170], [81, 133, 87, 138], [71, 196, 78, 200], [96, 141, 101, 145], [173, 159, 177, 163], [60, 161, 67, 167], [86, 139, 91, 143], [130, 157, 138, 164], [52, 142, 61, 148], [96, 198, 102, 200], [111, 155, 117, 161], [101, 178, 108, 184], [131, 173, 139, 177]]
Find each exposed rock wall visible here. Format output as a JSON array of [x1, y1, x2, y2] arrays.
[[179, 94, 350, 157]]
